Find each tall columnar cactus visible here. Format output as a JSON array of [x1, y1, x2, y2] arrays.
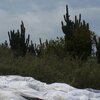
[[28, 40, 36, 56], [61, 5, 74, 40], [93, 36, 100, 63], [8, 21, 30, 57], [61, 5, 92, 59]]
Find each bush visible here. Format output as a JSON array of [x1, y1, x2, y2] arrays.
[[0, 45, 100, 89]]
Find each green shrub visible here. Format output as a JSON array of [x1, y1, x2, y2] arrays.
[[0, 46, 99, 89]]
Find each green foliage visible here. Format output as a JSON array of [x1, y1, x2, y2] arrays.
[[42, 37, 65, 58], [0, 46, 100, 89], [8, 21, 30, 57], [61, 5, 93, 59], [71, 58, 100, 89], [0, 4, 99, 90], [28, 37, 65, 58]]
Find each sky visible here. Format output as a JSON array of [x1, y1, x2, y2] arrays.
[[0, 0, 100, 43]]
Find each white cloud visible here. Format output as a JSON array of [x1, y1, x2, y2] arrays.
[[7, 0, 26, 3], [69, 7, 100, 34], [0, 1, 100, 44], [18, 5, 65, 43], [0, 2, 66, 43]]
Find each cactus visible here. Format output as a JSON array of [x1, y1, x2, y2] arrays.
[[8, 21, 30, 57], [61, 5, 74, 41], [28, 40, 36, 56], [61, 5, 92, 59], [1, 40, 8, 48], [93, 35, 100, 63], [79, 14, 81, 24]]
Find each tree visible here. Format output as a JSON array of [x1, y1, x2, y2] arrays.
[[61, 5, 93, 59]]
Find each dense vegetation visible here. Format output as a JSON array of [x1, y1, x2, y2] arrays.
[[0, 5, 100, 89]]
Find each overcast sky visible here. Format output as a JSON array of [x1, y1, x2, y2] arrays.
[[0, 0, 100, 43]]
